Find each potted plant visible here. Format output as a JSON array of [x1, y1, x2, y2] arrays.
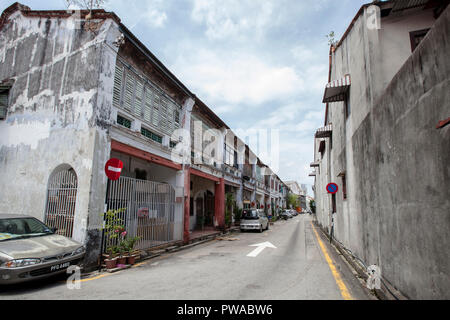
[[125, 236, 140, 265], [102, 208, 126, 267], [105, 245, 119, 270], [117, 231, 128, 266]]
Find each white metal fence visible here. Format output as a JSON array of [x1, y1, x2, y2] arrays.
[[103, 177, 181, 253]]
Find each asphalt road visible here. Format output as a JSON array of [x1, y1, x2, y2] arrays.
[[0, 215, 372, 300]]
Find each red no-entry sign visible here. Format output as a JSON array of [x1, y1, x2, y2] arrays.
[[105, 158, 123, 181]]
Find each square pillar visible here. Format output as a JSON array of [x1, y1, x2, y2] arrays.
[[215, 178, 225, 230], [183, 168, 191, 244]]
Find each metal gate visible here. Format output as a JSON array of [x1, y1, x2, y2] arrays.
[[103, 176, 179, 253], [44, 166, 78, 238]]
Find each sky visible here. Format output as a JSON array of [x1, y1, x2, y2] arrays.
[[0, 0, 370, 196]]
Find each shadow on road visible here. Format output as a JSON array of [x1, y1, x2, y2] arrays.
[[0, 273, 67, 297]]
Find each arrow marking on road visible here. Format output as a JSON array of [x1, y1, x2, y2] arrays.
[[247, 242, 277, 258]]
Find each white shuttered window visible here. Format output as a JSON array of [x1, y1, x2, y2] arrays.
[[134, 80, 143, 117], [143, 87, 153, 123], [112, 65, 124, 108], [112, 61, 182, 137]]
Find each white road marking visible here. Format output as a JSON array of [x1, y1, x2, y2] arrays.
[[247, 242, 277, 258]]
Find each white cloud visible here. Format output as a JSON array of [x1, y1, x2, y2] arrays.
[[172, 49, 303, 106], [291, 44, 329, 94], [144, 8, 167, 28], [107, 0, 168, 29], [190, 0, 274, 41]]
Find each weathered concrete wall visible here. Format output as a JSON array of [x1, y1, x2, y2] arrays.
[[0, 11, 120, 258], [317, 5, 441, 269], [331, 7, 450, 299], [319, 7, 438, 259], [83, 21, 122, 269]]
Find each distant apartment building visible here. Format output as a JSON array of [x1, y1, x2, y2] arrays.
[[311, 0, 450, 299]]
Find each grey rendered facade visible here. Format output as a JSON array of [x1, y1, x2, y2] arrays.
[[312, 1, 450, 299]]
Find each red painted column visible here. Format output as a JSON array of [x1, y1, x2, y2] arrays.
[[183, 168, 191, 244], [215, 178, 225, 230]]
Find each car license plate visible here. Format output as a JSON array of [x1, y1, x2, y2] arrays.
[[50, 262, 71, 272]]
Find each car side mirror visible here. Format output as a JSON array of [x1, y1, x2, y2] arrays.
[[51, 227, 58, 233]]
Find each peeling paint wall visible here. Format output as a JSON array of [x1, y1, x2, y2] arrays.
[[0, 12, 120, 255]]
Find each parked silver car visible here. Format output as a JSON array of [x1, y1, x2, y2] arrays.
[[240, 209, 269, 233], [0, 214, 85, 285]]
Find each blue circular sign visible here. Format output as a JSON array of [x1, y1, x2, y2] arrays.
[[326, 183, 339, 194]]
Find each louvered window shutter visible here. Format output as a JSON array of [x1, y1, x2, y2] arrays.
[[152, 94, 160, 127], [159, 97, 168, 132], [123, 72, 134, 111], [112, 64, 123, 108], [167, 101, 174, 132], [144, 86, 153, 123], [134, 80, 143, 117]]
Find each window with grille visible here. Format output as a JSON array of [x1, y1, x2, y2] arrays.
[[117, 114, 131, 129], [141, 127, 162, 144], [44, 165, 78, 238], [0, 87, 9, 120]]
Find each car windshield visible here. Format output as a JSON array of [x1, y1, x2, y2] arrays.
[[0, 217, 54, 242], [242, 210, 259, 220]]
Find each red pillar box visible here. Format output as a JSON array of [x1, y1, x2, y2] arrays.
[[215, 178, 225, 230]]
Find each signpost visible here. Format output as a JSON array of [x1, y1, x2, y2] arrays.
[[100, 158, 124, 270], [105, 158, 124, 181], [104, 158, 124, 211], [326, 183, 338, 243], [326, 183, 339, 194]]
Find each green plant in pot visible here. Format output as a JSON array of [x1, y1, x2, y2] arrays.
[[116, 231, 129, 265], [105, 245, 119, 269], [102, 208, 126, 266], [125, 236, 140, 265]]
